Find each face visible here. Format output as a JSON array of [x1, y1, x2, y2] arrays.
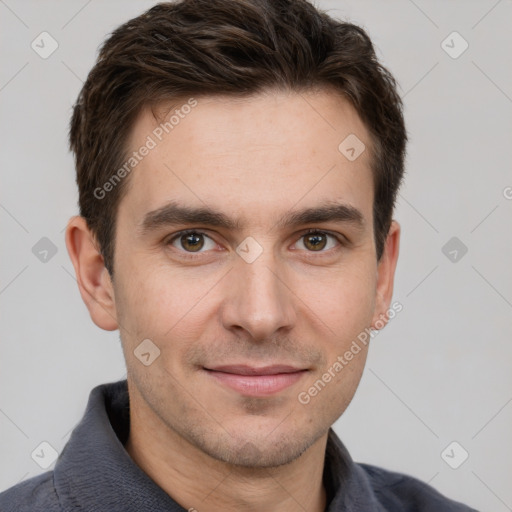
[[73, 89, 399, 468]]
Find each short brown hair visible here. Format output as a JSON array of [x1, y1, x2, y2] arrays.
[[69, 0, 407, 277]]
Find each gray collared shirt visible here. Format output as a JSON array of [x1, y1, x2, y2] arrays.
[[0, 379, 478, 511]]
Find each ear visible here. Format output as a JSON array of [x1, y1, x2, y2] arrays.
[[65, 216, 119, 331], [370, 220, 400, 330]]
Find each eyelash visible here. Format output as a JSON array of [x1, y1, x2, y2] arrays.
[[165, 228, 345, 259]]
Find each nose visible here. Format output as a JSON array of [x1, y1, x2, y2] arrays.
[[220, 249, 296, 342]]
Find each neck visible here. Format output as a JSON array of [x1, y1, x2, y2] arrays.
[[124, 388, 328, 512]]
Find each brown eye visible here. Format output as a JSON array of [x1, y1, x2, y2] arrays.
[[303, 232, 327, 251], [296, 231, 341, 252], [180, 232, 204, 252], [168, 231, 216, 253]]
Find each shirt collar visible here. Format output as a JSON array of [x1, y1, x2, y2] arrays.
[[324, 427, 382, 511], [54, 379, 381, 512], [54, 379, 184, 511]]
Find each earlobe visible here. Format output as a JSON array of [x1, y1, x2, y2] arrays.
[[370, 220, 400, 330], [65, 216, 119, 331]]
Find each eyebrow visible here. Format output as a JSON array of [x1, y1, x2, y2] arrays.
[[137, 199, 365, 237]]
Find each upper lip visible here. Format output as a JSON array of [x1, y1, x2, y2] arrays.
[[204, 365, 306, 375]]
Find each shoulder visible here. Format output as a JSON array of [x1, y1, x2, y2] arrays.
[[356, 462, 479, 511], [0, 471, 61, 512]]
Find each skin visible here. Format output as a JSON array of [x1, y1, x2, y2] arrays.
[[65, 88, 400, 512]]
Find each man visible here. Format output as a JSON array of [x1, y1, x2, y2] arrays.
[[0, 0, 477, 510]]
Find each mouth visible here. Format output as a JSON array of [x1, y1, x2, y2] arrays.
[[203, 365, 309, 397]]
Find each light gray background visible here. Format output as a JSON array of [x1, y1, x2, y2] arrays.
[[1, 1, 511, 511]]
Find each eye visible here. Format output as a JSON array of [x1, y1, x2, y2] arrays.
[[294, 230, 342, 252], [167, 230, 217, 253], [166, 228, 344, 258]]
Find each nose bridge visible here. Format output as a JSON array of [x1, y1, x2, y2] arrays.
[[222, 242, 295, 340]]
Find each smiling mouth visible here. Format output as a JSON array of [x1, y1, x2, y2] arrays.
[[203, 365, 309, 396]]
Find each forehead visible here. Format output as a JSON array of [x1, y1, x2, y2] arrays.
[[119, 89, 374, 231]]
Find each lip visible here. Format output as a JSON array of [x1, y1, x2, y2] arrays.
[[203, 365, 308, 396]]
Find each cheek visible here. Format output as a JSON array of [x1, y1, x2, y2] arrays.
[[115, 259, 216, 355], [297, 260, 377, 337], [329, 351, 368, 409]]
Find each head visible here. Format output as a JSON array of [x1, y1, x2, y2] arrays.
[[66, 0, 406, 468]]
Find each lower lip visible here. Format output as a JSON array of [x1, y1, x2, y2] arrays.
[[205, 369, 307, 397]]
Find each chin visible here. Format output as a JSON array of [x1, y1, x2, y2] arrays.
[[190, 423, 323, 469]]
